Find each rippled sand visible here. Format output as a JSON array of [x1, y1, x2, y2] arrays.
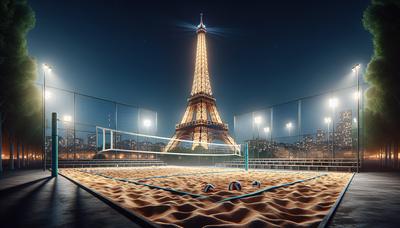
[[60, 166, 352, 227]]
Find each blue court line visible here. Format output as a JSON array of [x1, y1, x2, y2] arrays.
[[218, 174, 327, 203], [317, 172, 355, 228], [78, 169, 327, 201]]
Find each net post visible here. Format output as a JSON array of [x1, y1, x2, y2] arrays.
[[51, 112, 58, 177], [245, 142, 249, 171]]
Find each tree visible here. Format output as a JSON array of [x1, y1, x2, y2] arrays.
[[0, 0, 40, 170], [363, 0, 400, 168]]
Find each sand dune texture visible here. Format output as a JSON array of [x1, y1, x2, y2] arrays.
[[60, 167, 352, 227]]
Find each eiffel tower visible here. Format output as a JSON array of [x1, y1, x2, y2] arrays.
[[165, 14, 237, 151]]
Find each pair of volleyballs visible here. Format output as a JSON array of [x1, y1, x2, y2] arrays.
[[203, 180, 261, 193]]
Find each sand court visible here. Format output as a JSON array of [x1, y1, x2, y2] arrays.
[[60, 167, 352, 227]]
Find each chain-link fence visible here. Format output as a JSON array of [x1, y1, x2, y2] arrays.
[[42, 85, 157, 161], [234, 85, 367, 160]]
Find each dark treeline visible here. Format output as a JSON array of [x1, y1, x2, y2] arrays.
[[363, 0, 400, 169], [0, 0, 41, 171]]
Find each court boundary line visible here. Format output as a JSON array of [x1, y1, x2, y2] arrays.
[[218, 173, 327, 203], [58, 171, 160, 228], [78, 168, 327, 201], [317, 172, 355, 228]]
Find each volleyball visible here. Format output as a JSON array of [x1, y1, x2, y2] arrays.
[[251, 180, 261, 188], [228, 181, 242, 191], [203, 183, 216, 193]]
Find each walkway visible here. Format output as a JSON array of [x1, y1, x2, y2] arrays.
[[329, 172, 400, 227], [0, 170, 141, 228]]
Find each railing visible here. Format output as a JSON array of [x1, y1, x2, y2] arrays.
[[51, 159, 166, 168], [217, 158, 358, 172], [176, 120, 228, 130]]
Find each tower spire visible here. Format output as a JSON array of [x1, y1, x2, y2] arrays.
[[192, 12, 211, 96], [197, 13, 206, 33]]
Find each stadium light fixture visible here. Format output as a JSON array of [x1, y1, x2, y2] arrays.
[[254, 116, 262, 124], [42, 63, 52, 72], [352, 63, 361, 73], [353, 91, 361, 100], [263, 127, 270, 133], [143, 119, 152, 128], [328, 98, 338, 109], [353, 117, 357, 123], [253, 116, 262, 139], [63, 115, 72, 122], [324, 117, 332, 124], [45, 90, 52, 100], [286, 122, 293, 136]]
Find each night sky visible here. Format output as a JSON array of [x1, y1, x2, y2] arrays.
[[28, 0, 372, 137]]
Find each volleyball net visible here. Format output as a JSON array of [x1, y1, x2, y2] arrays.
[[95, 127, 242, 164]]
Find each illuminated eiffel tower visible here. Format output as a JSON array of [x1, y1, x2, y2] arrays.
[[165, 14, 237, 151]]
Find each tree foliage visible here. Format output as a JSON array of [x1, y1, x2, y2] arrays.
[[363, 0, 400, 148], [0, 0, 41, 144]]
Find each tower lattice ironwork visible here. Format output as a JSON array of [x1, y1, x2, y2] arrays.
[[165, 14, 237, 151]]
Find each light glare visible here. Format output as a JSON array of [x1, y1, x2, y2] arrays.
[[45, 91, 52, 100], [254, 116, 262, 125], [324, 117, 332, 124], [143, 119, 152, 127], [63, 115, 72, 122], [328, 98, 338, 108]]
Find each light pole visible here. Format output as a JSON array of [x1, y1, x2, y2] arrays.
[[263, 126, 271, 156], [286, 122, 293, 137], [263, 127, 270, 141], [42, 63, 52, 171], [352, 64, 361, 172], [63, 115, 72, 160], [143, 119, 152, 158], [254, 116, 262, 140], [324, 117, 332, 157], [143, 119, 152, 134], [286, 122, 293, 158], [328, 98, 338, 159]]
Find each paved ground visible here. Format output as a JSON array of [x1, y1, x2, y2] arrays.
[[330, 172, 400, 227], [2, 170, 399, 227], [0, 170, 141, 228]]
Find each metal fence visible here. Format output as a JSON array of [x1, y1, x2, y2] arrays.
[[42, 85, 158, 161], [234, 84, 367, 160]]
